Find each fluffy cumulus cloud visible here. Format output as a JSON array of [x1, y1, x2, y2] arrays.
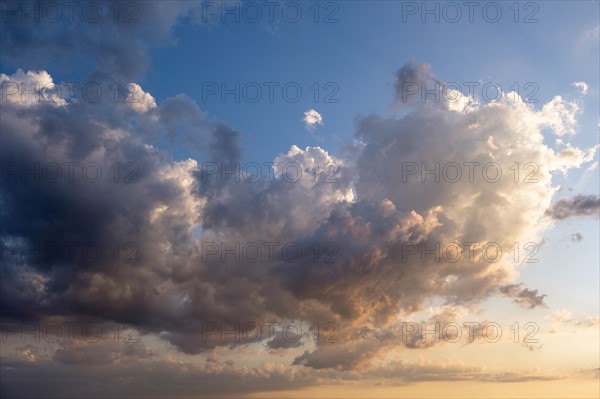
[[1, 8, 598, 394], [303, 109, 324, 130], [0, 69, 67, 106]]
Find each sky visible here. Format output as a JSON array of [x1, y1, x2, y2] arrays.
[[0, 1, 599, 398]]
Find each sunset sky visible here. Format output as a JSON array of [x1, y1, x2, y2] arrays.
[[1, 1, 599, 398]]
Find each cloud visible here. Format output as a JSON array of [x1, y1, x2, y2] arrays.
[[0, 352, 319, 399], [0, 352, 569, 399], [499, 284, 548, 309], [1, 62, 597, 375], [266, 329, 306, 350], [363, 359, 563, 383], [571, 81, 589, 94], [50, 329, 157, 366], [537, 95, 580, 136], [293, 334, 391, 370], [393, 62, 440, 107], [123, 83, 158, 113], [546, 310, 600, 329], [545, 194, 600, 220], [569, 232, 583, 242], [0, 1, 210, 81], [577, 25, 600, 47], [577, 367, 600, 380], [0, 69, 66, 107], [303, 109, 324, 130]]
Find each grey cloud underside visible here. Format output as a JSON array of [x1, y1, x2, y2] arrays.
[[0, 335, 568, 398], [545, 194, 600, 220], [499, 284, 547, 309], [6, 311, 591, 393]]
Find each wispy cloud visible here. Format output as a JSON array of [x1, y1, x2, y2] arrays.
[[571, 81, 589, 94]]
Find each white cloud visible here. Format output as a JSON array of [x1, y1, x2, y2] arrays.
[[0, 69, 66, 107], [124, 83, 158, 113], [571, 81, 589, 94], [303, 109, 324, 130]]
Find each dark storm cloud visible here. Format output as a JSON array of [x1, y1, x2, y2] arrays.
[[0, 77, 240, 334], [545, 194, 600, 220], [0, 0, 205, 80]]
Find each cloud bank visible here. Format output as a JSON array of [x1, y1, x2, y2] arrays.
[[2, 62, 596, 369]]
